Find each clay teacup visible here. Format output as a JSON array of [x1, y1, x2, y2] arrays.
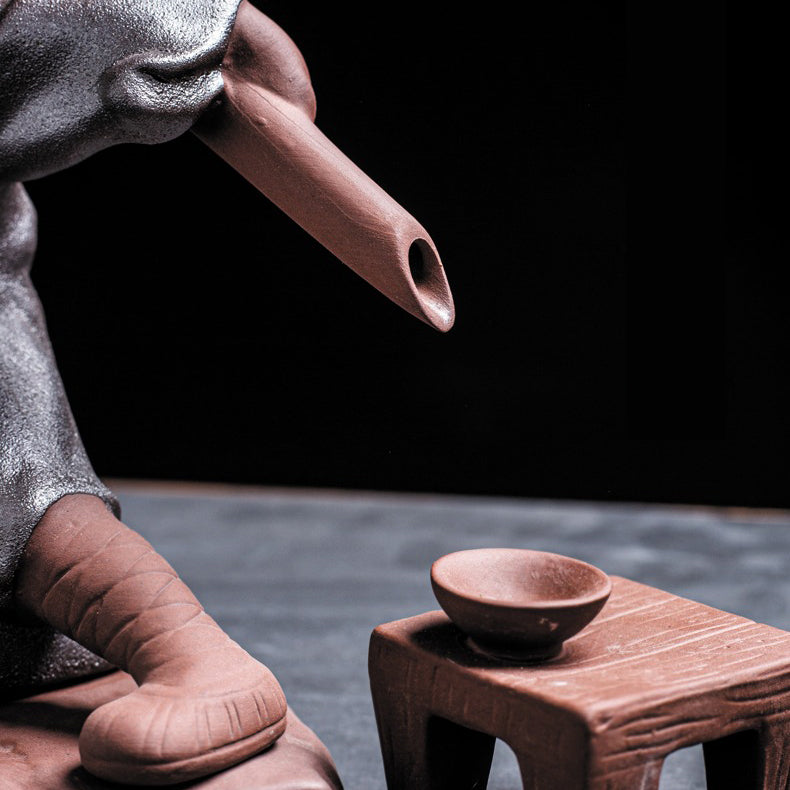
[[431, 548, 611, 662]]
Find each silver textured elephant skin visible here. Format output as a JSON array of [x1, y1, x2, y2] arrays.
[[0, 0, 241, 694]]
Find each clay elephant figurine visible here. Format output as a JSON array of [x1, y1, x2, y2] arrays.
[[0, 0, 452, 785]]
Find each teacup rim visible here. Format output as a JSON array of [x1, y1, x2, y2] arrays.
[[431, 547, 612, 611]]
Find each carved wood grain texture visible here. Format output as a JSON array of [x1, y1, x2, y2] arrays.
[[369, 577, 790, 789]]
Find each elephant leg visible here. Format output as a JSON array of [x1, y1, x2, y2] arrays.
[[15, 493, 288, 786]]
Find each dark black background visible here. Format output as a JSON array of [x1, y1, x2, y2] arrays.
[[23, 2, 789, 506]]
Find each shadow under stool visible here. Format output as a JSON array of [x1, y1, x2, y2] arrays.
[[369, 577, 790, 789]]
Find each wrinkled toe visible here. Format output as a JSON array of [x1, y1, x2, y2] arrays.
[[79, 679, 287, 785]]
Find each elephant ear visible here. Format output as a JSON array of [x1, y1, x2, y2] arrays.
[[194, 1, 454, 332]]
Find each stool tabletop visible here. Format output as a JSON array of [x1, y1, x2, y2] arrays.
[[373, 576, 790, 721]]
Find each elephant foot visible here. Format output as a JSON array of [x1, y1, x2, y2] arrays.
[[14, 494, 287, 786], [0, 671, 343, 789]]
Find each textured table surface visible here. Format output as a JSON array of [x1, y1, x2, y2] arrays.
[[107, 482, 790, 790]]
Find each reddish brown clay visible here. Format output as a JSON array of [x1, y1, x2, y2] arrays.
[[14, 495, 287, 786], [0, 670, 342, 789], [431, 548, 611, 662], [194, 0, 454, 332], [370, 574, 790, 789], [4, 0, 449, 785]]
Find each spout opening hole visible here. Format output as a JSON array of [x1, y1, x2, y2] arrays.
[[408, 240, 429, 285], [406, 237, 455, 331]]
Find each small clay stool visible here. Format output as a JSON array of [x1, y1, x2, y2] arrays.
[[369, 577, 790, 789], [0, 671, 342, 789]]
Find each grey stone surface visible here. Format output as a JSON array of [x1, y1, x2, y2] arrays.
[[115, 483, 790, 789]]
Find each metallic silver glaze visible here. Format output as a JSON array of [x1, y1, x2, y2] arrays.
[[0, 183, 117, 691], [0, 187, 120, 605], [0, 0, 240, 181], [0, 0, 240, 691]]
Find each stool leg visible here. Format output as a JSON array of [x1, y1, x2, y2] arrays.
[[704, 724, 790, 790], [760, 721, 790, 790], [371, 685, 495, 790], [516, 751, 585, 790]]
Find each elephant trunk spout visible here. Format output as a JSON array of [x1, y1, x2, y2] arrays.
[[193, 0, 454, 332]]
